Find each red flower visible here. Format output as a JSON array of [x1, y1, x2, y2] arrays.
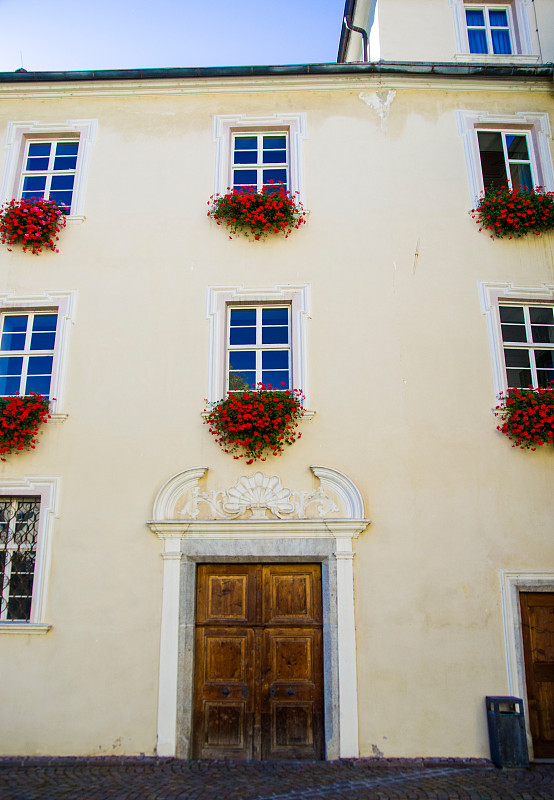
[[0, 394, 50, 459], [0, 197, 66, 255], [471, 186, 554, 239], [494, 385, 554, 449], [207, 184, 306, 240]]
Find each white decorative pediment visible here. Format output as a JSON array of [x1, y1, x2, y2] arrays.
[[151, 466, 365, 522]]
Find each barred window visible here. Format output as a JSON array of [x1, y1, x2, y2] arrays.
[[0, 497, 40, 622]]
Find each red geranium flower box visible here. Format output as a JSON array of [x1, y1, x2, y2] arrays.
[[207, 184, 306, 240], [472, 185, 554, 239], [0, 197, 66, 255], [495, 385, 554, 449]]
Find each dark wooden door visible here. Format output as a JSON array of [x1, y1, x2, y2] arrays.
[[193, 564, 324, 760], [520, 592, 554, 758]]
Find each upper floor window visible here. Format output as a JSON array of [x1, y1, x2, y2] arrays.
[[232, 133, 288, 193], [0, 312, 57, 398], [477, 130, 534, 190], [456, 111, 554, 204], [0, 120, 97, 221], [228, 306, 290, 391], [20, 140, 79, 212], [213, 113, 306, 201], [466, 6, 513, 54], [500, 304, 554, 388], [480, 283, 554, 396], [451, 0, 539, 60]]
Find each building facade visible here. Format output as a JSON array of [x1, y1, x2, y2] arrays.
[[0, 0, 553, 760]]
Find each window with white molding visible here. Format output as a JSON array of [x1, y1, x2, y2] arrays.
[[213, 113, 306, 200], [206, 285, 311, 404], [450, 0, 539, 60], [479, 282, 554, 396], [456, 111, 554, 204], [0, 120, 97, 221], [0, 477, 59, 633], [0, 292, 76, 419]]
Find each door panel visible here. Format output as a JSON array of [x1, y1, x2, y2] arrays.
[[193, 564, 323, 760], [520, 592, 554, 758]]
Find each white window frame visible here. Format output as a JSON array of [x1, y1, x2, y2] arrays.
[[213, 113, 306, 202], [0, 291, 77, 420], [0, 476, 59, 634], [227, 305, 292, 392], [1, 119, 97, 222], [450, 0, 539, 60], [465, 4, 514, 55], [0, 311, 58, 399], [479, 282, 554, 397], [231, 131, 289, 193], [456, 111, 554, 205], [206, 284, 311, 406]]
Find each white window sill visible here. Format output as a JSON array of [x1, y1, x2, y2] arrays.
[[48, 412, 69, 423], [454, 53, 540, 64], [65, 215, 86, 225], [201, 409, 316, 420], [0, 623, 51, 634]]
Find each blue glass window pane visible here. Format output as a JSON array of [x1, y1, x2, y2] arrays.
[[1, 332, 26, 351], [233, 150, 257, 164], [262, 351, 289, 369], [25, 375, 51, 396], [492, 29, 511, 54], [51, 175, 75, 190], [3, 316, 28, 333], [0, 376, 21, 395], [506, 136, 529, 160], [468, 29, 488, 53], [22, 176, 46, 192], [263, 169, 287, 188], [466, 9, 484, 25], [230, 327, 256, 345], [262, 308, 288, 325], [510, 164, 532, 191], [229, 351, 256, 370], [32, 315, 57, 333], [53, 155, 77, 171], [0, 357, 23, 376], [262, 326, 288, 345], [489, 10, 508, 26], [234, 137, 257, 150], [28, 356, 53, 375], [26, 157, 49, 171], [261, 371, 289, 389], [230, 309, 256, 345], [56, 142, 78, 156], [233, 170, 257, 187], [49, 192, 73, 210], [230, 309, 256, 325], [30, 332, 56, 351], [229, 371, 256, 390], [28, 143, 51, 157]]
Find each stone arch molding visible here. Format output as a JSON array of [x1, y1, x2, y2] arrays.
[[151, 465, 365, 523]]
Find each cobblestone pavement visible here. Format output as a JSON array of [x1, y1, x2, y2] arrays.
[[1, 757, 553, 800]]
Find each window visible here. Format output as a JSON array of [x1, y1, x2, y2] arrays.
[[0, 497, 41, 621], [466, 6, 513, 54], [0, 313, 57, 398], [206, 284, 310, 404], [213, 113, 306, 200], [479, 283, 554, 396], [20, 140, 79, 212], [0, 291, 76, 417], [456, 112, 554, 204], [228, 306, 291, 391], [500, 304, 554, 388], [232, 133, 288, 192], [0, 120, 97, 220], [451, 0, 539, 60], [477, 130, 534, 190]]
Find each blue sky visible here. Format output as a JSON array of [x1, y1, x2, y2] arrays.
[[0, 0, 345, 72]]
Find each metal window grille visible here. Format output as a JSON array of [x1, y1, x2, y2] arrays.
[[0, 497, 40, 621]]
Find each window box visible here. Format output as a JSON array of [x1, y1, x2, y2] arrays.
[[495, 385, 554, 449], [207, 186, 306, 240], [472, 185, 554, 238], [0, 197, 66, 254]]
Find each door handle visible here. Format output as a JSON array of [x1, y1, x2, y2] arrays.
[[242, 685, 248, 699], [221, 687, 230, 697], [269, 686, 276, 698], [287, 688, 296, 696]]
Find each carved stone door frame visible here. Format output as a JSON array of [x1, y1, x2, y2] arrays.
[[148, 465, 370, 760]]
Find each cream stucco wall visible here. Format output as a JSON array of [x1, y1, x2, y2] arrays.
[[0, 71, 552, 758]]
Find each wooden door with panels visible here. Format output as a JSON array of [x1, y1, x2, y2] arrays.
[[193, 564, 324, 760], [520, 592, 554, 758]]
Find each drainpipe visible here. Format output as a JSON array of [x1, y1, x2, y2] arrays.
[[344, 14, 369, 62]]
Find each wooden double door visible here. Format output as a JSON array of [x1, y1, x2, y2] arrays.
[[520, 592, 554, 759], [193, 563, 324, 760]]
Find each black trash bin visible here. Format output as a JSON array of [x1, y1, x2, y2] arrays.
[[485, 696, 529, 767]]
